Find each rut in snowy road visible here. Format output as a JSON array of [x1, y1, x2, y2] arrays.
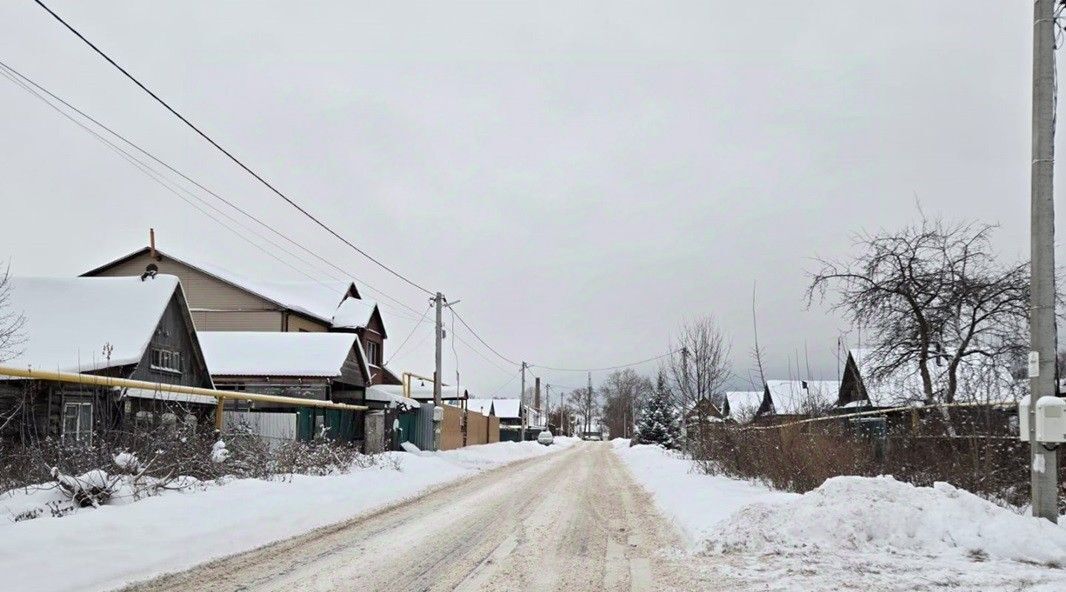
[[121, 442, 704, 592]]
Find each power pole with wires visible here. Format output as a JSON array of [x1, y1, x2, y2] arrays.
[[520, 362, 528, 441], [587, 371, 593, 435], [433, 292, 445, 451], [1028, 0, 1060, 523]]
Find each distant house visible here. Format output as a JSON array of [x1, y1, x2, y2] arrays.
[[754, 380, 840, 423], [722, 391, 764, 423], [198, 331, 371, 444], [82, 241, 395, 384], [838, 348, 1021, 409], [0, 275, 215, 444], [682, 398, 725, 437]]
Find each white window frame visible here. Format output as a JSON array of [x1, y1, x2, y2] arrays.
[[150, 347, 183, 374], [62, 401, 93, 444]]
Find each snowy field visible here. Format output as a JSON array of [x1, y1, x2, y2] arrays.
[[614, 440, 1066, 591], [0, 438, 576, 592]]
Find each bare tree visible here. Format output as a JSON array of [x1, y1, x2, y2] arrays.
[[0, 264, 25, 363], [0, 265, 26, 439], [567, 387, 596, 436], [808, 218, 1029, 403], [669, 316, 731, 436], [599, 369, 653, 439]]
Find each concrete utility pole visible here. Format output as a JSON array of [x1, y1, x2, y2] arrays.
[[520, 362, 528, 441], [545, 384, 552, 432], [433, 292, 444, 451], [587, 371, 593, 435], [534, 376, 541, 424], [1029, 0, 1060, 523]]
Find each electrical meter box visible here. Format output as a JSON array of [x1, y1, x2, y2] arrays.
[[1035, 397, 1066, 443], [1019, 395, 1031, 441]]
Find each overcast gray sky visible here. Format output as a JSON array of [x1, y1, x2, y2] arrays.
[[0, 1, 1052, 396]]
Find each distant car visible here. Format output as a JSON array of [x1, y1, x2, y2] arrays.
[[584, 434, 601, 441], [536, 431, 554, 446]]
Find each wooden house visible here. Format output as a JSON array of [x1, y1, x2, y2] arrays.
[[197, 331, 372, 445], [754, 380, 840, 423], [0, 275, 215, 444], [82, 240, 395, 385]]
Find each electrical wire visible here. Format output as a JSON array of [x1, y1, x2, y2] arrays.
[[530, 349, 682, 373], [450, 308, 521, 366], [383, 303, 433, 366], [0, 58, 434, 326], [33, 0, 435, 296]]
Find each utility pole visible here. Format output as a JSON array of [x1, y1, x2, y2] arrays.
[[433, 292, 444, 451], [545, 384, 552, 432], [587, 371, 593, 435], [534, 376, 541, 428], [1029, 0, 1060, 523], [520, 362, 528, 441]]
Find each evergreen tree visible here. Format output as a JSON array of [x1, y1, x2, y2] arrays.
[[635, 370, 679, 448]]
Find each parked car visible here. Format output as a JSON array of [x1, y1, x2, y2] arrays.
[[537, 430, 554, 446]]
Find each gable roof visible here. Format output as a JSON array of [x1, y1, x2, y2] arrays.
[[465, 398, 495, 416], [197, 331, 369, 380], [4, 275, 183, 373], [723, 390, 764, 420], [83, 247, 365, 326], [847, 348, 1019, 406], [764, 380, 841, 415], [331, 297, 384, 334], [490, 398, 521, 419]]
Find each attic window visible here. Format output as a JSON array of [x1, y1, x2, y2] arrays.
[[151, 348, 182, 374]]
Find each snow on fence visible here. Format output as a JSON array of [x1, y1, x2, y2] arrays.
[[223, 411, 296, 445]]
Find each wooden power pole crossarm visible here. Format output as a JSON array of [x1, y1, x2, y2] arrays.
[[1029, 0, 1060, 523]]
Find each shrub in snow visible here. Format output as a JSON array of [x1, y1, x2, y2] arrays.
[[112, 451, 141, 472], [635, 373, 680, 449], [705, 475, 1066, 566], [211, 440, 230, 464], [51, 467, 121, 508]]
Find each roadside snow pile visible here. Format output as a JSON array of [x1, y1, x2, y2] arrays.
[[706, 476, 1066, 565], [0, 440, 573, 592], [614, 443, 794, 547]]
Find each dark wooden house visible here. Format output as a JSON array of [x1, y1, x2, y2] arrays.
[[197, 331, 372, 445], [0, 275, 215, 444]]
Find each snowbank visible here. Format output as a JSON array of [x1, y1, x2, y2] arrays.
[[0, 439, 573, 592], [707, 475, 1066, 564], [614, 443, 794, 547]]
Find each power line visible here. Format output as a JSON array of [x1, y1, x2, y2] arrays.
[[33, 0, 435, 296], [450, 308, 521, 366], [0, 58, 433, 326], [384, 303, 433, 366], [530, 350, 681, 373]]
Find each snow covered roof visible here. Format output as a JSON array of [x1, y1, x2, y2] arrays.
[[198, 332, 369, 379], [465, 398, 495, 416], [85, 247, 370, 328], [490, 398, 521, 419], [764, 380, 840, 415], [849, 348, 1019, 406], [365, 385, 420, 409], [724, 391, 764, 419], [4, 275, 183, 374], [331, 297, 381, 331]]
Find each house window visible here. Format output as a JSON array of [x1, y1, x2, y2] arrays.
[[62, 401, 93, 444], [366, 341, 381, 366], [150, 348, 182, 373]]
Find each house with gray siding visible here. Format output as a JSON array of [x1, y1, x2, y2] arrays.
[[82, 239, 394, 384]]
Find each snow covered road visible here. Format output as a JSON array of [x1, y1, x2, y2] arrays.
[[121, 442, 702, 592]]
